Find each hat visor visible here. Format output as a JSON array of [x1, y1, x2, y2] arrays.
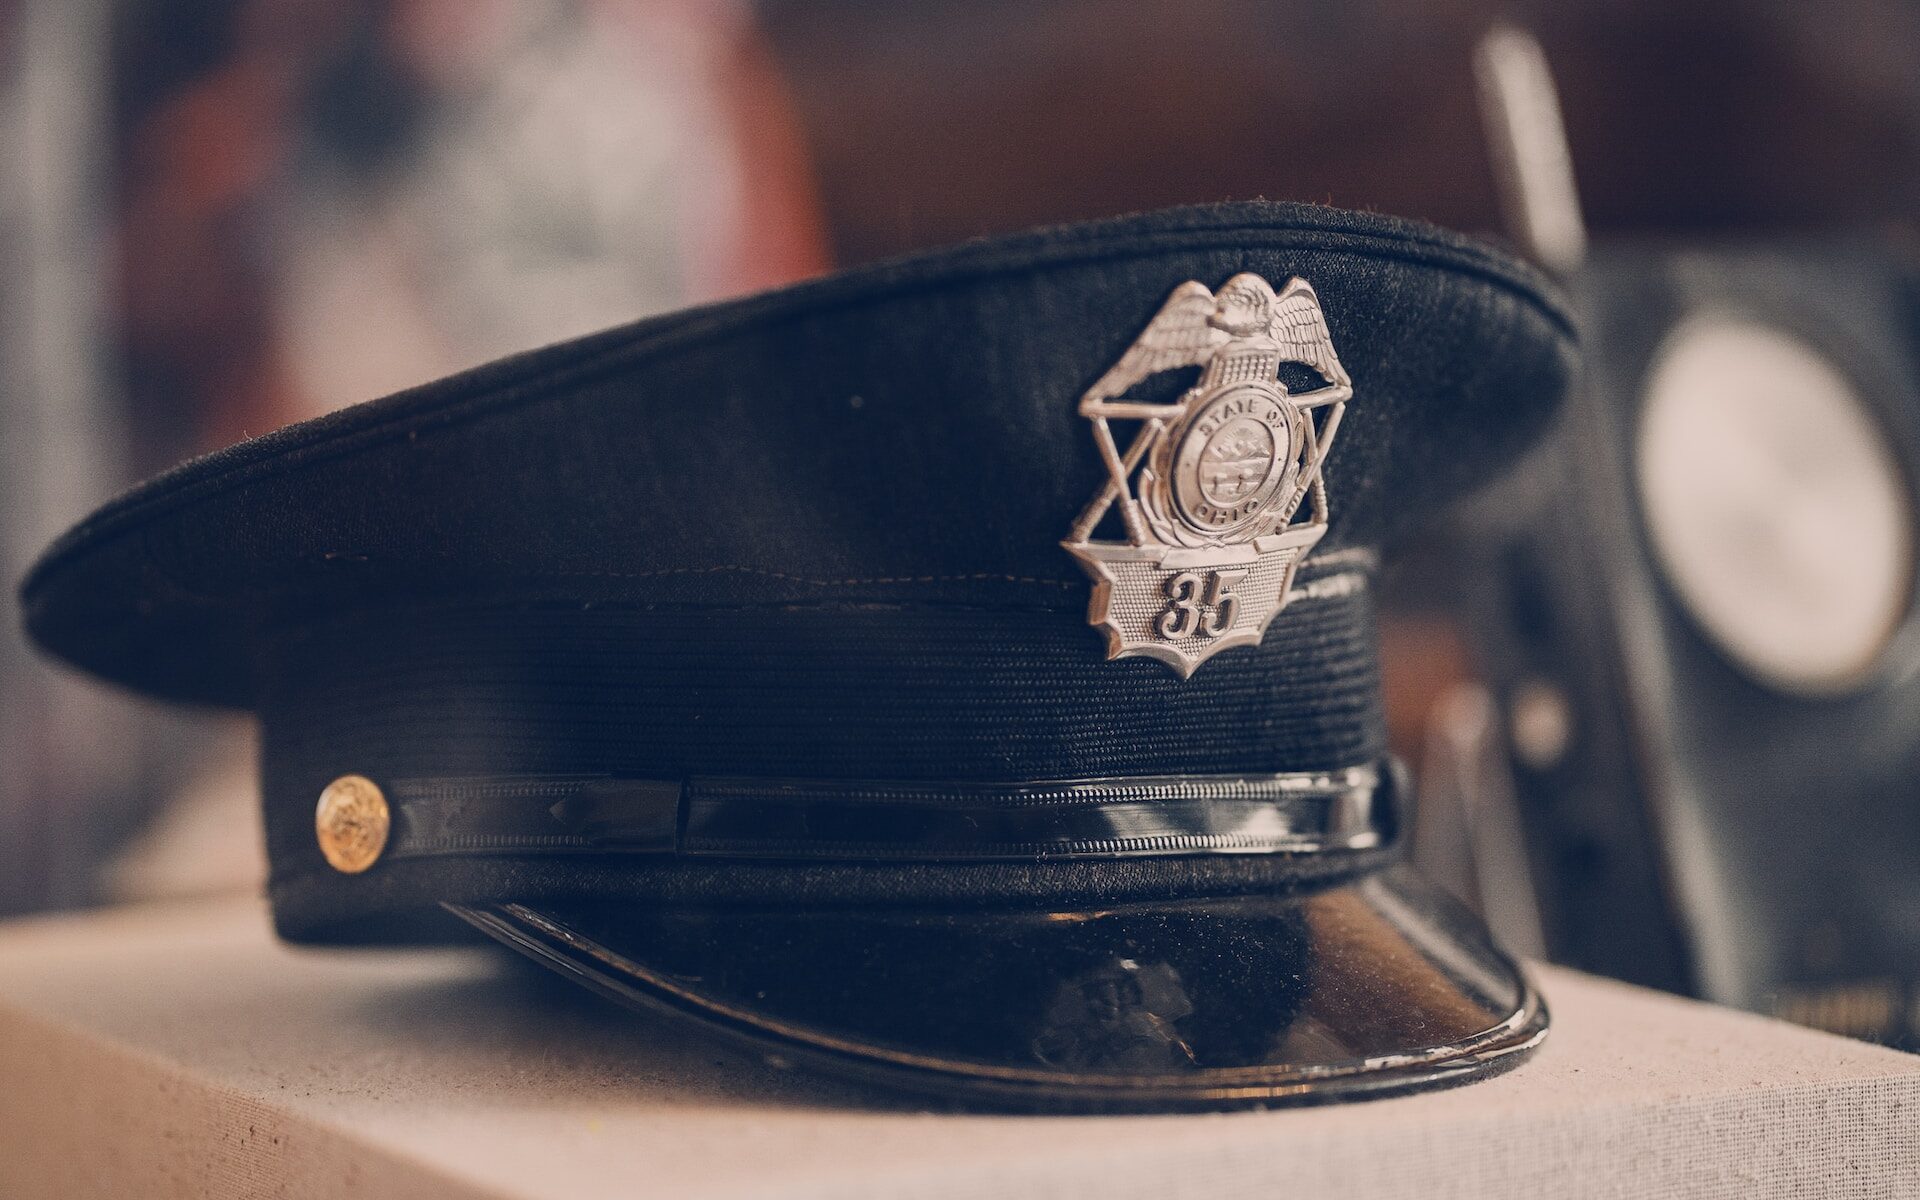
[[446, 863, 1545, 1112]]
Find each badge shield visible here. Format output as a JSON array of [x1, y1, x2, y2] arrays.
[[1064, 274, 1353, 676]]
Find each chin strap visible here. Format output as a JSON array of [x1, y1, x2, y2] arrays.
[[370, 761, 1394, 865]]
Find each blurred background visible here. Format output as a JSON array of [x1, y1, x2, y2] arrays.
[[3, 0, 1918, 1045]]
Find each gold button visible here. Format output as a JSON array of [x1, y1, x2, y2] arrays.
[[315, 775, 390, 874]]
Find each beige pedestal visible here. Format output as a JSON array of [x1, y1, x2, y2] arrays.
[[1, 898, 1916, 1199]]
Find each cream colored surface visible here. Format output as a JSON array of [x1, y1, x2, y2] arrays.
[[1, 899, 1916, 1200]]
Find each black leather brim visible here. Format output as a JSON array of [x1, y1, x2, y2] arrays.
[[447, 863, 1547, 1112]]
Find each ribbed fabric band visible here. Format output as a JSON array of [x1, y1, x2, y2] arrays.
[[260, 569, 1379, 776], [256, 559, 1388, 938]]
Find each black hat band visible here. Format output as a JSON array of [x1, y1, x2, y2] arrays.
[[259, 554, 1383, 890], [363, 762, 1388, 864]]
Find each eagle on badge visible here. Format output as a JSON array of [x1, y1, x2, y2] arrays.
[[1062, 274, 1352, 677]]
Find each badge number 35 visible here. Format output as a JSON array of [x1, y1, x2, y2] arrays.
[[1156, 570, 1247, 639]]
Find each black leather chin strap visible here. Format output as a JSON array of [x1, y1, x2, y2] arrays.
[[380, 762, 1393, 863]]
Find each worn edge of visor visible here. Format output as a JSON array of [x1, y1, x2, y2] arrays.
[[446, 899, 1549, 1111]]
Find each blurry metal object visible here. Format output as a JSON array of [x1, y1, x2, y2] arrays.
[[1064, 274, 1350, 676], [1635, 318, 1915, 694], [1474, 25, 1587, 275], [1562, 252, 1920, 1044], [1467, 22, 1920, 1049]]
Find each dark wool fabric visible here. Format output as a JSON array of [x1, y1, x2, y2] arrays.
[[19, 201, 1576, 942]]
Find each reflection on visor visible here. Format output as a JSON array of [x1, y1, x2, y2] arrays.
[[451, 865, 1545, 1110]]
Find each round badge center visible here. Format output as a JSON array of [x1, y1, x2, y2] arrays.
[[1171, 385, 1296, 536]]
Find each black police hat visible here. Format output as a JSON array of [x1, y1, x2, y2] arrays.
[[21, 201, 1575, 1110]]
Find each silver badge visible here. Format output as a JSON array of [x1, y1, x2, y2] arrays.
[[1063, 274, 1352, 676]]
